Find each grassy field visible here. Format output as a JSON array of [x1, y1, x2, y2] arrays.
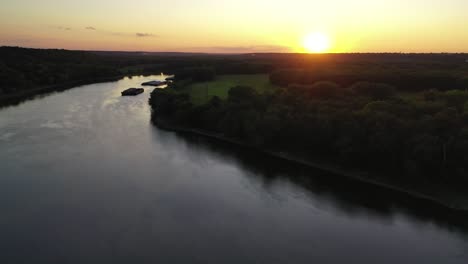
[[185, 74, 278, 105]]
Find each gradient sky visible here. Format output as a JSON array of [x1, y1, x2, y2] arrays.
[[1, 0, 467, 53]]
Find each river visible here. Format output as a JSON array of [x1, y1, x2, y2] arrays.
[[0, 75, 467, 263]]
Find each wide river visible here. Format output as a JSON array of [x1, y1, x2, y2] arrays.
[[1, 75, 468, 263]]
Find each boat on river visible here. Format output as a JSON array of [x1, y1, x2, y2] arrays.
[[121, 88, 144, 96], [141, 80, 167, 86]]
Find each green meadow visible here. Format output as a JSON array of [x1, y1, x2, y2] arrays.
[[184, 74, 278, 105]]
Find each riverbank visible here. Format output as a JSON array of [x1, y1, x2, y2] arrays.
[[153, 115, 468, 212], [0, 75, 128, 109]]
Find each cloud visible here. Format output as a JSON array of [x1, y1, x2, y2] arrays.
[[48, 25, 158, 39], [2, 38, 35, 44], [199, 45, 292, 53], [94, 30, 151, 38], [136, 33, 156, 38], [53, 26, 72, 31], [95, 31, 156, 38]]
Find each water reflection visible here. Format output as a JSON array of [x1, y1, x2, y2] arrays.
[[0, 74, 169, 110], [157, 128, 468, 239]]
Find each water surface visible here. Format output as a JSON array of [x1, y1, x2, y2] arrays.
[[1, 75, 468, 263]]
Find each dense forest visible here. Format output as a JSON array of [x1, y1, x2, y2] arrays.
[[150, 54, 468, 188], [0, 47, 278, 106], [4, 47, 467, 96], [0, 47, 224, 106], [0, 47, 116, 92]]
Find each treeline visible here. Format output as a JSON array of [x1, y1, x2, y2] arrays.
[[150, 82, 468, 184], [172, 67, 216, 82], [3, 47, 467, 97], [0, 47, 119, 94], [0, 47, 275, 99], [270, 69, 468, 92]]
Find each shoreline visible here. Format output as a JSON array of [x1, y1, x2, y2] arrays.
[[0, 71, 168, 109], [0, 75, 126, 109], [153, 116, 468, 212]]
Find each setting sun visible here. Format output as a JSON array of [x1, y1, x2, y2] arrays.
[[303, 32, 331, 53]]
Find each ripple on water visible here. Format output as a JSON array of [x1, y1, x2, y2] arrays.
[[40, 120, 65, 129], [0, 132, 15, 141]]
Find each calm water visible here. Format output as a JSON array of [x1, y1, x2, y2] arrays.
[[1, 75, 468, 264]]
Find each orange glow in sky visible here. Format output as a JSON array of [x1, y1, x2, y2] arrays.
[[1, 0, 467, 53]]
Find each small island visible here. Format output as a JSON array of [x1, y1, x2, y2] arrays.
[[142, 80, 167, 86], [122, 88, 144, 96]]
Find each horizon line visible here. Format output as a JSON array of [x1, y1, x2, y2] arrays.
[[2, 46, 468, 55]]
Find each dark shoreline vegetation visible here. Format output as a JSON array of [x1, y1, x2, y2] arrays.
[[0, 47, 171, 107], [3, 46, 468, 108], [0, 74, 126, 108], [169, 130, 468, 236], [149, 54, 468, 211]]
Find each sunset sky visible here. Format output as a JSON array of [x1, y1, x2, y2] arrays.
[[1, 0, 467, 53]]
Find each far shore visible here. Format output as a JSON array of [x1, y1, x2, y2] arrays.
[[0, 72, 170, 109], [153, 116, 468, 212], [0, 75, 125, 109]]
